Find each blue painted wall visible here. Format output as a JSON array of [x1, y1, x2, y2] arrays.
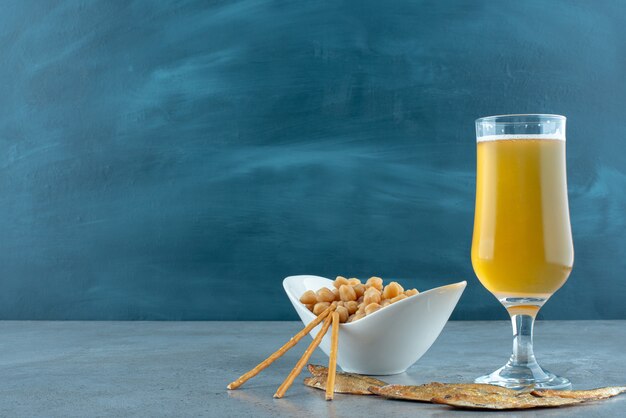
[[0, 0, 624, 320]]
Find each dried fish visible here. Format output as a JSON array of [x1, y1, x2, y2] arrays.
[[532, 386, 626, 400], [432, 393, 583, 410], [306, 366, 626, 409], [303, 364, 387, 395], [307, 364, 330, 376], [369, 382, 521, 402]]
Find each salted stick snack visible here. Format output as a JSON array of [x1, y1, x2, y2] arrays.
[[227, 304, 336, 390], [274, 312, 334, 398], [325, 312, 340, 401]]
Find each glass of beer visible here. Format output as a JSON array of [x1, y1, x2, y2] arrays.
[[472, 114, 573, 389]]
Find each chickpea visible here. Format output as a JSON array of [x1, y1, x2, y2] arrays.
[[313, 302, 330, 315], [345, 301, 359, 315], [349, 312, 365, 323], [336, 306, 349, 323], [390, 293, 408, 304], [317, 287, 335, 303], [339, 284, 357, 302], [363, 287, 381, 305], [364, 302, 382, 315], [301, 277, 416, 320], [366, 277, 383, 291], [334, 276, 349, 288], [299, 290, 317, 305], [405, 288, 419, 297], [383, 281, 404, 299], [353, 283, 366, 298], [300, 276, 419, 323]]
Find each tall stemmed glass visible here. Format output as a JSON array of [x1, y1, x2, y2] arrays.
[[472, 114, 573, 389]]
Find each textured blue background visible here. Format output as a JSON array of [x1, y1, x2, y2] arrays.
[[1, 0, 624, 320]]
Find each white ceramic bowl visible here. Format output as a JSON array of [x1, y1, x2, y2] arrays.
[[284, 275, 466, 375]]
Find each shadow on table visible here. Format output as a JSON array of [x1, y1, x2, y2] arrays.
[[228, 388, 341, 417]]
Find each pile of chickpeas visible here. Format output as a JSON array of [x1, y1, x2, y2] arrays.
[[299, 276, 419, 323]]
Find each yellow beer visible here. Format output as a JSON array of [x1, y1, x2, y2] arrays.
[[471, 138, 574, 299]]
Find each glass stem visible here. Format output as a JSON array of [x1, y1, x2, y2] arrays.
[[509, 313, 538, 367]]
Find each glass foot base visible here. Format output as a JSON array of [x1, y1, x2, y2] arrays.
[[475, 363, 571, 390]]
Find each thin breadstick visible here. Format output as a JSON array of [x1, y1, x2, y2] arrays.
[[325, 311, 340, 401], [274, 313, 334, 398], [227, 304, 335, 390]]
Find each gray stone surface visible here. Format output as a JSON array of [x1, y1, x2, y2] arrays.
[[0, 321, 624, 417]]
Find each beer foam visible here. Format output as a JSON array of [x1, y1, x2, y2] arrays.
[[477, 134, 565, 142]]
